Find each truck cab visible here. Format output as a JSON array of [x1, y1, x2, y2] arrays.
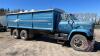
[[59, 13, 94, 40], [58, 13, 94, 51]]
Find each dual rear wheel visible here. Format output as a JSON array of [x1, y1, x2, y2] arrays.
[[12, 29, 33, 40]]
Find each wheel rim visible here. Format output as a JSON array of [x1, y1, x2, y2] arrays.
[[74, 38, 83, 47], [73, 37, 88, 50], [21, 32, 26, 39], [13, 30, 18, 38], [20, 30, 27, 40]]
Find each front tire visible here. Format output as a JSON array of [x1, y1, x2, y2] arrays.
[[70, 34, 93, 51]]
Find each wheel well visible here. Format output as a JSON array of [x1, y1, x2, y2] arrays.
[[69, 32, 93, 41]]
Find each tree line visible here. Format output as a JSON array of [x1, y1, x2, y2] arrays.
[[0, 8, 9, 15], [0, 8, 24, 16]]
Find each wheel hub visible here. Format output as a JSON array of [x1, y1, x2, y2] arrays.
[[74, 39, 83, 47], [13, 32, 18, 37]]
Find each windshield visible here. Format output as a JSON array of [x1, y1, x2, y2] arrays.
[[68, 14, 77, 20], [61, 13, 78, 20]]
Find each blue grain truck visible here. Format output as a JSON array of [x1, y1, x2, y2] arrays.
[[6, 8, 95, 51]]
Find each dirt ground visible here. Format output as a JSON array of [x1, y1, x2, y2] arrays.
[[0, 29, 100, 56]]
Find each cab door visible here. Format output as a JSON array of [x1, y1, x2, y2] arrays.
[[59, 14, 75, 33], [59, 20, 73, 33]]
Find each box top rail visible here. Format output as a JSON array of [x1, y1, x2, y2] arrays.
[[7, 8, 64, 15]]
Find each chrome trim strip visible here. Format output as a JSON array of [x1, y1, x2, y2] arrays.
[[8, 20, 50, 22]]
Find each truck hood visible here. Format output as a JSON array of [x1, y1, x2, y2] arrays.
[[74, 20, 94, 25], [73, 20, 94, 30]]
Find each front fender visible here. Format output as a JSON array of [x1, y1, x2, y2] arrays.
[[67, 29, 93, 40]]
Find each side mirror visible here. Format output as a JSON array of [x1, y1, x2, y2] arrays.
[[68, 19, 74, 24]]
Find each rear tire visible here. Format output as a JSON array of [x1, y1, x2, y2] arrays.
[[70, 34, 94, 52], [20, 30, 29, 40], [12, 29, 20, 39]]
